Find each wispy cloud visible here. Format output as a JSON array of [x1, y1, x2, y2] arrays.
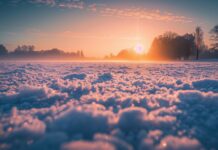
[[30, 0, 84, 9], [88, 5, 192, 23], [58, 2, 84, 9], [22, 0, 192, 23], [30, 0, 56, 6]]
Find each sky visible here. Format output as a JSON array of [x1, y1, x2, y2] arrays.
[[0, 0, 218, 57]]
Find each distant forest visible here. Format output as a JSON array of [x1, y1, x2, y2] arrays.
[[106, 25, 218, 60], [1, 25, 218, 61], [0, 45, 85, 60]]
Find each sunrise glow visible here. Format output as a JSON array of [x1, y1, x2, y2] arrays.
[[1, 0, 217, 57], [134, 43, 145, 54]]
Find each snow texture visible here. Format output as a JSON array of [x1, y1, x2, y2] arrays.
[[0, 61, 218, 150]]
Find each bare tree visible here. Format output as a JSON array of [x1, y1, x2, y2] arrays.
[[195, 27, 204, 60], [210, 25, 218, 49]]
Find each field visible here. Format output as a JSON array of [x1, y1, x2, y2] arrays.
[[0, 61, 218, 150]]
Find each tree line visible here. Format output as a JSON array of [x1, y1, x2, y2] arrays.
[[105, 25, 218, 60], [1, 25, 218, 60], [147, 32, 195, 60], [148, 25, 218, 60], [0, 45, 85, 59]]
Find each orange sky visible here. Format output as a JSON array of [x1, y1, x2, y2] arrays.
[[1, 0, 216, 57], [25, 18, 196, 57]]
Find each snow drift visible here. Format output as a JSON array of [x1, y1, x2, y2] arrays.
[[0, 61, 218, 150]]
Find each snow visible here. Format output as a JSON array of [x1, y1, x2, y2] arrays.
[[63, 73, 86, 80], [156, 136, 202, 150], [0, 61, 218, 150], [61, 141, 115, 150]]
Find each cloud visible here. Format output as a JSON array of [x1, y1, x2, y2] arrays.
[[58, 0, 84, 9], [88, 5, 192, 23], [27, 0, 192, 23], [3, 1, 193, 23], [30, 0, 56, 6], [30, 0, 84, 9]]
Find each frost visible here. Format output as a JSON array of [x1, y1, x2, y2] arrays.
[[95, 73, 113, 83], [63, 73, 86, 80], [0, 62, 218, 150], [156, 136, 202, 150], [192, 79, 218, 92], [61, 141, 115, 150]]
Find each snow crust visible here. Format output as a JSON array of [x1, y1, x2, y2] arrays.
[[0, 62, 218, 150]]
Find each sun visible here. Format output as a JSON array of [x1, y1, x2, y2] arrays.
[[134, 43, 145, 54]]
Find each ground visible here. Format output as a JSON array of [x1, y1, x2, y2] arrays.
[[0, 61, 218, 150]]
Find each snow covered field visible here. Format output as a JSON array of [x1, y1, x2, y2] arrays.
[[0, 61, 218, 150]]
